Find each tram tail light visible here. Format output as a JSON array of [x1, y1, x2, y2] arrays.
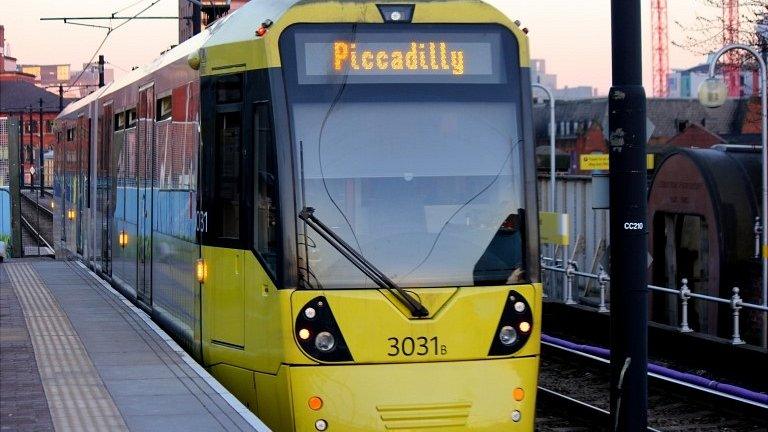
[[195, 259, 208, 283]]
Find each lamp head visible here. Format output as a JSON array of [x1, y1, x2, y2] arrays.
[[698, 77, 728, 108]]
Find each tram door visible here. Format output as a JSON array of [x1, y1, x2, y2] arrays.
[[100, 103, 114, 275], [137, 85, 155, 306], [76, 116, 89, 255]]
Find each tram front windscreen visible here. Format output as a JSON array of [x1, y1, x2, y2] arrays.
[[280, 24, 528, 289]]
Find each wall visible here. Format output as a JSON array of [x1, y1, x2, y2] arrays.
[[0, 188, 10, 247]]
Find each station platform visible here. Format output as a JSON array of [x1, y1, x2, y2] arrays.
[[0, 259, 269, 432]]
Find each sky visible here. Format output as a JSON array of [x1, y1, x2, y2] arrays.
[[1, 0, 715, 95]]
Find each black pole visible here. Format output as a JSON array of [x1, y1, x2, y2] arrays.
[[19, 110, 25, 187], [27, 106, 33, 187], [192, 1, 201, 36], [609, 0, 648, 431], [59, 84, 64, 112], [39, 98, 44, 193], [98, 55, 105, 88]]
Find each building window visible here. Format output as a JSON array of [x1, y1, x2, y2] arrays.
[[156, 96, 172, 121], [45, 120, 54, 134], [126, 108, 138, 128], [114, 112, 125, 130]]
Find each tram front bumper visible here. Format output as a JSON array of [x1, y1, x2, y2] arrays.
[[290, 356, 539, 431]]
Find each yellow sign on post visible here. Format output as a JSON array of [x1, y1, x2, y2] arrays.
[[539, 212, 569, 245], [579, 154, 655, 171]]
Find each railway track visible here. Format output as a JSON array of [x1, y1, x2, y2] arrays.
[[535, 340, 767, 431], [19, 190, 54, 257]]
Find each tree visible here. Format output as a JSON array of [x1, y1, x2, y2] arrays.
[[673, 1, 767, 61]]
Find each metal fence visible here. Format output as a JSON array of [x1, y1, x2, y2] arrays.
[[541, 257, 768, 348], [538, 175, 610, 299]]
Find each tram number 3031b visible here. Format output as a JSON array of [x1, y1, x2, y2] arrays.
[[387, 336, 447, 356]]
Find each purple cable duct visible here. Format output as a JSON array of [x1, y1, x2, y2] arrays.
[[541, 334, 768, 405]]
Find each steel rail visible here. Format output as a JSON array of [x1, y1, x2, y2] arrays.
[[537, 386, 664, 432], [19, 214, 54, 254], [541, 339, 768, 410], [20, 192, 54, 218]]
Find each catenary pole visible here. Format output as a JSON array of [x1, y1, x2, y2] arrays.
[[609, 0, 648, 430], [98, 55, 105, 88], [28, 106, 33, 187], [19, 110, 25, 187], [39, 98, 44, 192]]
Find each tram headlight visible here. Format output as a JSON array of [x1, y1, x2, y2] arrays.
[[499, 325, 518, 346], [315, 331, 336, 352], [519, 321, 531, 333], [489, 290, 534, 356], [296, 296, 353, 362]]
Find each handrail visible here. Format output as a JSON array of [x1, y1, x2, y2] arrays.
[[542, 259, 768, 312], [541, 256, 768, 346]]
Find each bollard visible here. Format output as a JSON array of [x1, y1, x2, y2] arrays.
[[731, 287, 745, 345], [679, 278, 693, 333], [564, 260, 577, 305], [597, 265, 609, 313]]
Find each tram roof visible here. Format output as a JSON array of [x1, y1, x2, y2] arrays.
[[60, 0, 500, 118], [58, 18, 221, 118]]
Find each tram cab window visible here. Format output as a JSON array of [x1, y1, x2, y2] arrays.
[[217, 75, 242, 104], [215, 110, 242, 239], [253, 102, 279, 274]]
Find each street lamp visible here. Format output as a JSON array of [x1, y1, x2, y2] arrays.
[[699, 43, 768, 340], [532, 83, 556, 213]]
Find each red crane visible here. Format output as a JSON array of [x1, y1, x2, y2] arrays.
[[651, 0, 669, 97], [723, 0, 741, 97]]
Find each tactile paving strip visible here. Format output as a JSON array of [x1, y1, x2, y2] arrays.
[[6, 263, 129, 432]]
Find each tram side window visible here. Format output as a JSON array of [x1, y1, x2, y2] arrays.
[[253, 102, 279, 275], [215, 111, 242, 239]]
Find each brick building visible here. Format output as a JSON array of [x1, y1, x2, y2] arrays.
[[533, 97, 763, 173], [0, 25, 71, 187], [179, 0, 251, 43]]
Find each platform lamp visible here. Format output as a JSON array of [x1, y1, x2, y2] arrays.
[[532, 83, 561, 278], [699, 43, 767, 347]]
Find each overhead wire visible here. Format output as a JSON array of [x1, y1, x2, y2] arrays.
[[66, 0, 164, 91], [112, 0, 151, 16]]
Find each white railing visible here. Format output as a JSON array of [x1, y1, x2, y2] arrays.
[[541, 256, 768, 347]]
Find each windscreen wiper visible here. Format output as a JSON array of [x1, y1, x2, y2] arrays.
[[298, 207, 429, 318]]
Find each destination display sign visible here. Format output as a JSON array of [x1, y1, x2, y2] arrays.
[[295, 31, 505, 84]]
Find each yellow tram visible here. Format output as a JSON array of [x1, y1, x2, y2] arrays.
[[54, 1, 541, 430]]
